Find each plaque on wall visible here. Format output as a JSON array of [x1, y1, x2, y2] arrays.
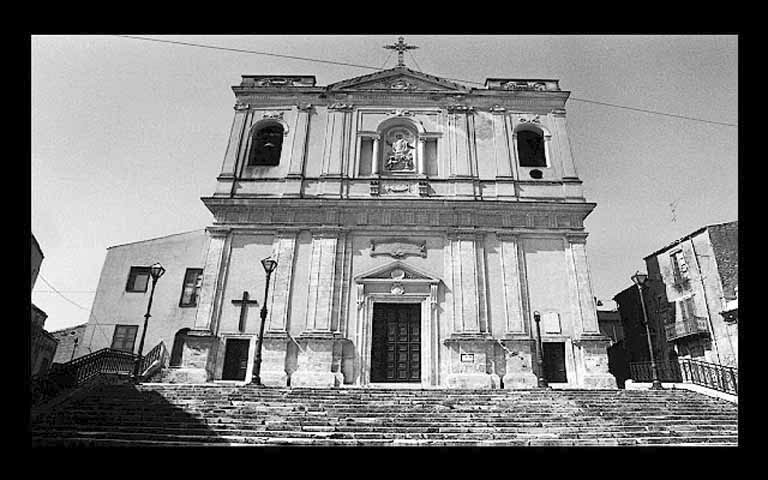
[[370, 238, 427, 259], [542, 311, 561, 334], [461, 353, 475, 363]]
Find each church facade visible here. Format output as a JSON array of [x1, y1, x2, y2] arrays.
[[82, 57, 616, 389]]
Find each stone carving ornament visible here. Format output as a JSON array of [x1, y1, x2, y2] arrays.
[[502, 81, 547, 91], [370, 238, 427, 259], [390, 79, 415, 90]]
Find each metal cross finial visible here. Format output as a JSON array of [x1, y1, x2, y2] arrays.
[[383, 36, 418, 67]]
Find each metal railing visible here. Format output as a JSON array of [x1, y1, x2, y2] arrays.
[[31, 348, 137, 405], [665, 316, 710, 341], [629, 358, 738, 395], [139, 341, 167, 376], [680, 358, 738, 395], [629, 360, 683, 382], [31, 342, 167, 406]]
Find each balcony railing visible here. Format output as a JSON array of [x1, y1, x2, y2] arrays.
[[665, 316, 710, 341]]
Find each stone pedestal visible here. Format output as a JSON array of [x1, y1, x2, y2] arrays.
[[576, 335, 618, 389], [501, 338, 539, 389], [179, 331, 217, 383], [256, 334, 290, 387], [290, 334, 343, 388], [444, 336, 498, 389]]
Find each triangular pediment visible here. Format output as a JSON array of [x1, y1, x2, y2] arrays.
[[327, 67, 470, 93], [354, 260, 440, 284]]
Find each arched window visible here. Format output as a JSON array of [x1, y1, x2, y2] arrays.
[[248, 124, 284, 166], [517, 128, 547, 167]]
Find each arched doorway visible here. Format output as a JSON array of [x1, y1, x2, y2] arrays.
[[170, 328, 191, 367]]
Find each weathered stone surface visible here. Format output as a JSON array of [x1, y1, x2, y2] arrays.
[[31, 384, 738, 447]]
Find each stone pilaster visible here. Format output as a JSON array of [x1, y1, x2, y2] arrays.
[[181, 227, 231, 382], [498, 235, 526, 335], [566, 233, 616, 388], [491, 108, 513, 178], [321, 104, 352, 177], [292, 232, 342, 387], [219, 109, 250, 178], [444, 233, 497, 388], [444, 338, 499, 389], [267, 232, 297, 333], [567, 233, 600, 335], [446, 107, 472, 177], [551, 112, 579, 179], [193, 227, 232, 332], [500, 339, 538, 389]]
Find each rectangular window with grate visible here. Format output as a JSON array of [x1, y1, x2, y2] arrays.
[[111, 325, 138, 352], [125, 266, 151, 292], [179, 268, 203, 307]]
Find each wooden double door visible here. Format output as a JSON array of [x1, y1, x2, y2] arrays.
[[370, 303, 421, 383]]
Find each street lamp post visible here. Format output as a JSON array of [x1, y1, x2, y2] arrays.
[[252, 256, 277, 386], [533, 311, 549, 388], [631, 271, 663, 390], [134, 262, 165, 381]]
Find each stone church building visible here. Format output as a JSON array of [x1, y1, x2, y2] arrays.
[[81, 45, 616, 390]]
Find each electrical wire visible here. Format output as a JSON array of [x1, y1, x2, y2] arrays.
[[37, 275, 91, 311], [380, 49, 394, 70], [113, 35, 737, 128], [407, 50, 423, 72]]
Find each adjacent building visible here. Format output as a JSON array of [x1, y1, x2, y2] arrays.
[[614, 221, 738, 371], [50, 324, 88, 365], [82, 44, 616, 389], [644, 221, 738, 367], [30, 233, 58, 376]]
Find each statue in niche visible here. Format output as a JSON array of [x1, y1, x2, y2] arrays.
[[385, 128, 415, 171]]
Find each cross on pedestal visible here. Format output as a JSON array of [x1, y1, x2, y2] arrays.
[[383, 36, 418, 67], [232, 291, 259, 333]]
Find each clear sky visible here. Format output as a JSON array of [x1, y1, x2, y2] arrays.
[[31, 35, 738, 331]]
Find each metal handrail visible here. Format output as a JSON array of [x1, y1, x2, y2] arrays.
[[139, 341, 167, 375], [630, 358, 738, 395], [679, 358, 738, 395], [629, 360, 683, 382]]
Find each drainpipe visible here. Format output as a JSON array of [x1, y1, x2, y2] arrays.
[[689, 238, 721, 364]]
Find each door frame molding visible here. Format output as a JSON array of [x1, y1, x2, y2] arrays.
[[358, 294, 436, 387]]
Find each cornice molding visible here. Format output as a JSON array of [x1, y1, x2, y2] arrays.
[[201, 197, 594, 232]]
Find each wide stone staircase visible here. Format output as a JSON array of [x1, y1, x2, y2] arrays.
[[30, 384, 738, 446]]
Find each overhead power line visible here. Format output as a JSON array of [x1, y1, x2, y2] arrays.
[[114, 35, 737, 127], [37, 275, 91, 311]]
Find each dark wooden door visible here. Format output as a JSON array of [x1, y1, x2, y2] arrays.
[[371, 303, 421, 383], [543, 342, 567, 383], [222, 339, 250, 381]]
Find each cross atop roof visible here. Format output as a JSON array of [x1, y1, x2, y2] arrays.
[[383, 37, 418, 67]]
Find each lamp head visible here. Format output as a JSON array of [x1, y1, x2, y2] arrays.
[[631, 271, 648, 287], [261, 256, 278, 274], [533, 311, 541, 322], [149, 262, 166, 281]]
